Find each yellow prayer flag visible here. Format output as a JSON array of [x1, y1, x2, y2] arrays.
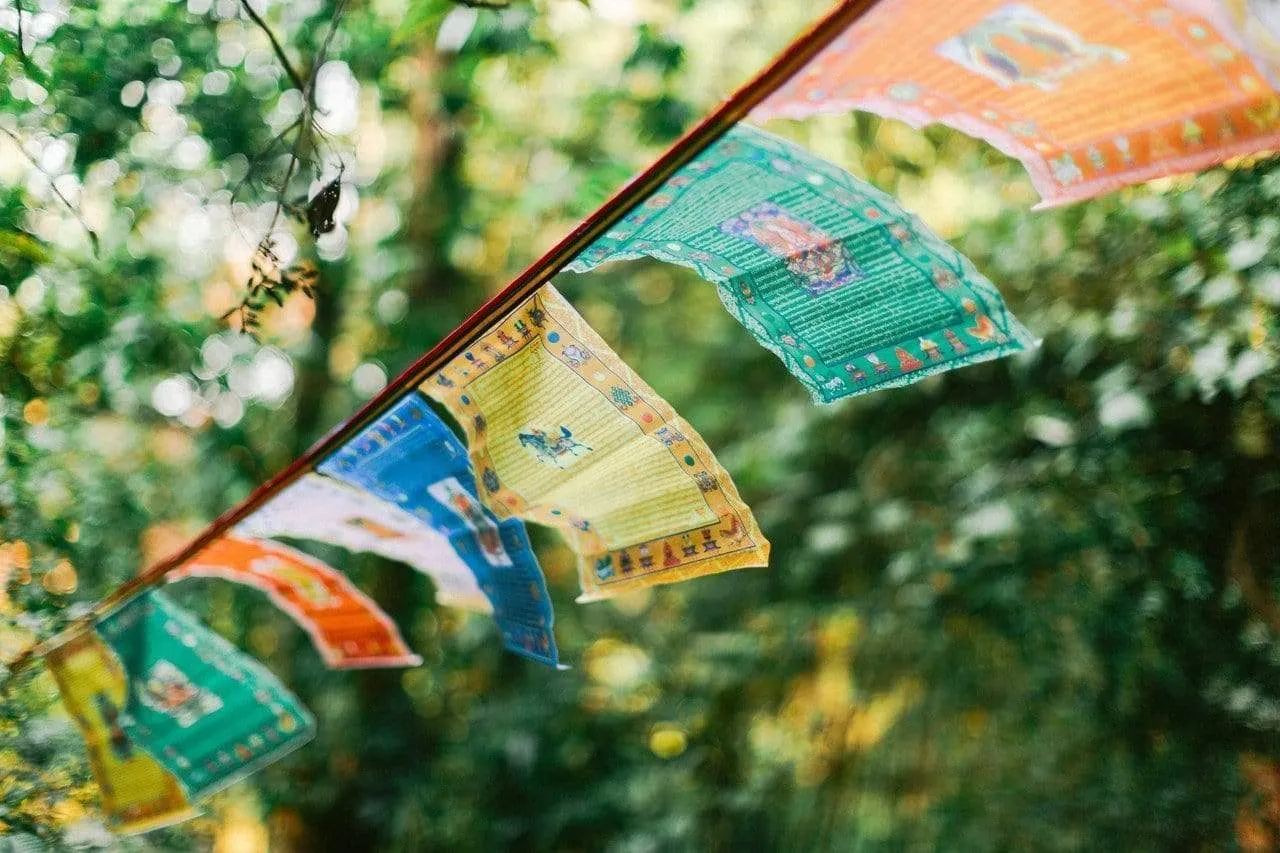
[[423, 285, 769, 601], [44, 630, 197, 834]]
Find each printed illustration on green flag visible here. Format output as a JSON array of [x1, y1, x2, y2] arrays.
[[96, 590, 315, 800], [566, 124, 1035, 403]]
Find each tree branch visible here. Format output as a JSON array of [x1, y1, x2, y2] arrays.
[[240, 0, 308, 92], [225, 0, 350, 333], [1228, 521, 1280, 634], [14, 0, 25, 63], [0, 126, 99, 255]]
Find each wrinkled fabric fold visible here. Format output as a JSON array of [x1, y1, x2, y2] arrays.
[[170, 535, 421, 670], [568, 125, 1034, 403], [424, 285, 769, 601], [96, 591, 315, 801], [44, 631, 197, 834], [319, 393, 560, 666], [752, 0, 1280, 207], [236, 472, 494, 613]]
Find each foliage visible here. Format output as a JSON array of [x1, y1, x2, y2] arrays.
[[0, 0, 1278, 851]]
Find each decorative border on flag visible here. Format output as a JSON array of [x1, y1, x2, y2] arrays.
[[172, 535, 423, 670], [752, 0, 1280, 207], [97, 593, 317, 801], [44, 631, 199, 835], [425, 287, 769, 600]]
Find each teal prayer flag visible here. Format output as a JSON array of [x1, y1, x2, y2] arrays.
[[96, 590, 316, 800], [567, 125, 1036, 403]]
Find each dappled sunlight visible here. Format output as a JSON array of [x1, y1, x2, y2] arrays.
[[1, 0, 1279, 850]]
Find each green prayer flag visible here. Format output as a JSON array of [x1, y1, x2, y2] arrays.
[[96, 590, 315, 800], [567, 125, 1036, 403]]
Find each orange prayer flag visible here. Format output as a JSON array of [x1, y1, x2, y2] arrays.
[[754, 0, 1280, 206], [170, 535, 421, 670], [1202, 0, 1280, 88]]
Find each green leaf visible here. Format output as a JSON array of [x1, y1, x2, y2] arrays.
[[0, 231, 51, 266], [393, 0, 451, 46]]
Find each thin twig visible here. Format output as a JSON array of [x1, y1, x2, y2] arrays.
[[0, 126, 100, 256], [265, 110, 309, 238], [229, 117, 303, 202], [264, 0, 348, 235], [14, 0, 25, 63], [227, 116, 303, 251], [239, 0, 307, 92], [225, 0, 350, 331], [313, 0, 349, 96], [1, 0, 872, 682]]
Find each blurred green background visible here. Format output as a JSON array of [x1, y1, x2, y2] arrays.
[[2, 0, 1279, 850]]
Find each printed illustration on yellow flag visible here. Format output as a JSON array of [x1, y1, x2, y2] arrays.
[[44, 631, 196, 834], [423, 285, 769, 601]]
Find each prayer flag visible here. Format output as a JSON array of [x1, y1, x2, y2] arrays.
[[44, 631, 195, 834], [319, 393, 560, 666], [423, 285, 769, 602], [752, 0, 1280, 206], [96, 590, 315, 800], [236, 472, 492, 613], [567, 125, 1034, 404], [1196, 0, 1280, 88], [169, 535, 421, 670]]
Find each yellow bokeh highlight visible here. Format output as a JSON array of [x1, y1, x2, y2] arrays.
[[648, 724, 688, 759], [41, 559, 77, 595], [22, 398, 49, 426], [213, 800, 269, 853], [748, 609, 922, 787]]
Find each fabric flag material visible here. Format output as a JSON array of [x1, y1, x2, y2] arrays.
[[1196, 0, 1280, 87], [567, 125, 1034, 404], [752, 0, 1280, 207], [237, 471, 492, 612], [318, 393, 560, 666], [97, 590, 315, 800], [169, 535, 421, 670], [44, 631, 196, 834], [423, 285, 769, 602]]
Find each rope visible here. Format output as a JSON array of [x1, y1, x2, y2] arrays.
[[2, 0, 878, 679]]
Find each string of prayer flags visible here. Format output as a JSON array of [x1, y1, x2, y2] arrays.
[[96, 590, 315, 801], [751, 0, 1280, 207], [423, 285, 770, 602], [168, 535, 421, 670], [1196, 0, 1280, 87], [318, 393, 560, 667], [236, 472, 493, 613], [567, 125, 1034, 404], [44, 632, 196, 835], [237, 467, 557, 667]]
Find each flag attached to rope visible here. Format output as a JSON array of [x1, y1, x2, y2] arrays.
[[169, 535, 421, 670], [44, 631, 195, 835], [236, 472, 493, 613], [319, 393, 560, 666], [753, 0, 1280, 207], [96, 590, 315, 800], [567, 125, 1034, 404], [423, 285, 769, 602]]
